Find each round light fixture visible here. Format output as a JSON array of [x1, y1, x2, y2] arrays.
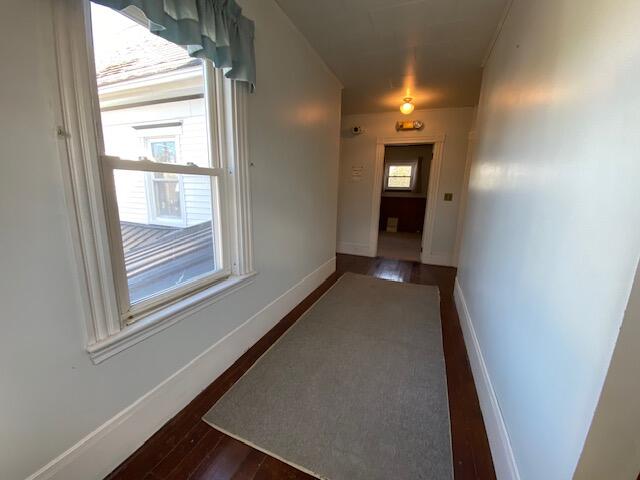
[[400, 97, 415, 115]]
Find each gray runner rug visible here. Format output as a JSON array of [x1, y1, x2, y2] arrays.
[[203, 272, 453, 480]]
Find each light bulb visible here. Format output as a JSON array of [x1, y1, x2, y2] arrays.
[[400, 97, 414, 115]]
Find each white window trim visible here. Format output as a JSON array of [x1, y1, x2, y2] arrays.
[[384, 160, 419, 191], [52, 0, 255, 364]]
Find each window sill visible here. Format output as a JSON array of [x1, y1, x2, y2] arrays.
[[87, 271, 257, 364]]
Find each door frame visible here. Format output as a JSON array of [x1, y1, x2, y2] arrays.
[[453, 129, 476, 265], [369, 134, 445, 264]]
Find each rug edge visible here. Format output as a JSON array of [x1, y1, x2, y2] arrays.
[[343, 271, 441, 294], [202, 271, 452, 479], [201, 421, 330, 480], [200, 273, 349, 431]]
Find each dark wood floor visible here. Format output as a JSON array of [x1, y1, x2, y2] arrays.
[[105, 254, 495, 480]]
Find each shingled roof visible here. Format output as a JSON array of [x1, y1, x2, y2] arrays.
[[121, 221, 214, 303], [93, 7, 200, 87]]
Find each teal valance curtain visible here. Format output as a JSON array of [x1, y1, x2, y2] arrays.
[[93, 0, 256, 91]]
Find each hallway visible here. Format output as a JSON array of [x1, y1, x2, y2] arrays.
[[377, 231, 422, 262], [5, 1, 640, 478], [105, 254, 495, 480]]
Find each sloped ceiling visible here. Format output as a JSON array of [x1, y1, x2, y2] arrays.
[[275, 0, 509, 114]]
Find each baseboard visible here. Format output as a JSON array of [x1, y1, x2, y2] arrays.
[[26, 257, 336, 480], [454, 278, 521, 480], [336, 241, 373, 257], [422, 252, 455, 267]]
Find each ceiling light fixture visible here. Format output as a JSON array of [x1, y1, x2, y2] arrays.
[[400, 97, 415, 115]]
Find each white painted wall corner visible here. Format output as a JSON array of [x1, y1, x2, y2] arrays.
[[454, 278, 521, 480], [26, 257, 336, 480]]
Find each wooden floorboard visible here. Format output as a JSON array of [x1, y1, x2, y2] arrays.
[[105, 254, 495, 480]]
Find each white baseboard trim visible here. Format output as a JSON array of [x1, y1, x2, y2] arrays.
[[454, 278, 521, 480], [336, 241, 373, 257], [422, 252, 455, 267], [26, 257, 336, 480]]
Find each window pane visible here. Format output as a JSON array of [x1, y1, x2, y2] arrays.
[[90, 3, 210, 168], [389, 165, 413, 177], [113, 169, 218, 304], [387, 177, 412, 188], [150, 141, 177, 163], [152, 176, 182, 219]]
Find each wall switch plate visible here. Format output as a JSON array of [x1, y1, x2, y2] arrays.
[[444, 193, 453, 201]]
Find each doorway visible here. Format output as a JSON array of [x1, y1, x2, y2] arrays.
[[376, 144, 433, 261]]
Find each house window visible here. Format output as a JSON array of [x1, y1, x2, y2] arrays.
[[385, 161, 418, 191], [53, 0, 254, 362], [149, 169, 183, 222], [144, 137, 185, 225]]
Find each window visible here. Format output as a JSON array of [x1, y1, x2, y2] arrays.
[[144, 136, 185, 224], [384, 161, 418, 191], [93, 2, 229, 317], [54, 0, 254, 362]]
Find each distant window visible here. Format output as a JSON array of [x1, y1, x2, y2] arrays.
[[384, 161, 418, 191], [144, 137, 185, 225], [148, 140, 177, 164]]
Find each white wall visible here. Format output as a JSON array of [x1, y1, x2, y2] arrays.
[[573, 259, 640, 480], [456, 0, 640, 478], [337, 108, 474, 263], [0, 1, 341, 479]]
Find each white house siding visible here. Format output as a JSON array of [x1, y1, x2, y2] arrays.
[[178, 105, 212, 226], [113, 170, 149, 224], [100, 97, 211, 227], [183, 175, 213, 226]]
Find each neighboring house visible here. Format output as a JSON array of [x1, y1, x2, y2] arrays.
[[95, 8, 211, 229], [93, 6, 215, 301]]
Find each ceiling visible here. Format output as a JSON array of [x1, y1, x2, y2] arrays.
[[275, 0, 509, 114]]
